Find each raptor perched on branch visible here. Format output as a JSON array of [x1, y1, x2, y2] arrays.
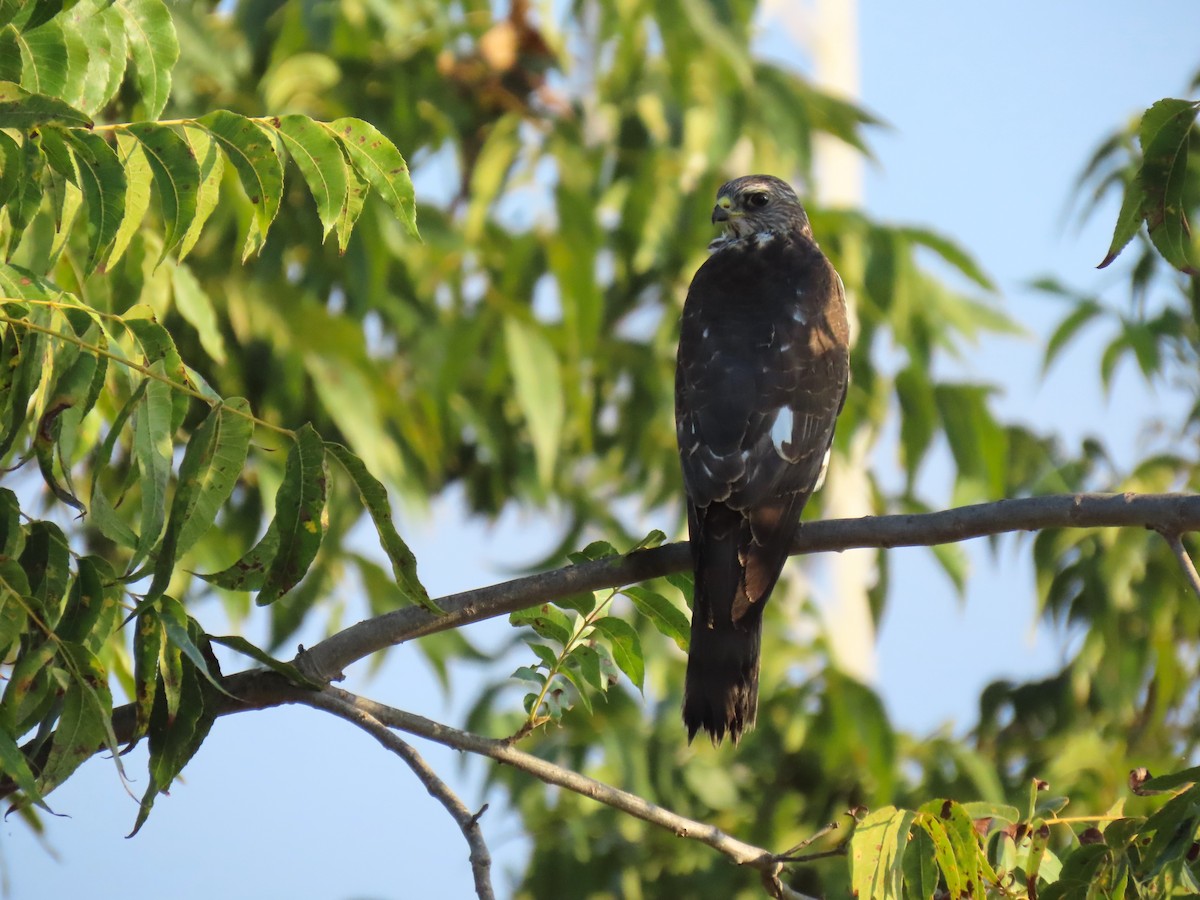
[[676, 175, 850, 744]]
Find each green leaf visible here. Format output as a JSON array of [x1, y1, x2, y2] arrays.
[[70, 1, 127, 115], [900, 226, 995, 290], [894, 364, 937, 486], [131, 617, 217, 836], [208, 635, 321, 689], [125, 122, 200, 261], [0, 556, 31, 659], [0, 726, 46, 808], [326, 117, 417, 239], [591, 616, 644, 691], [39, 645, 112, 794], [0, 128, 20, 209], [504, 318, 564, 489], [107, 130, 153, 269], [1137, 98, 1200, 274], [1097, 175, 1146, 269], [55, 555, 114, 648], [1043, 298, 1103, 373], [2, 131, 45, 257], [196, 110, 283, 259], [335, 162, 368, 253], [132, 606, 163, 740], [257, 424, 327, 606], [17, 1, 65, 33], [0, 26, 18, 84], [196, 517, 278, 591], [558, 656, 595, 714], [147, 397, 251, 601], [0, 80, 90, 128], [116, 0, 178, 120], [622, 584, 690, 650], [177, 125, 224, 261], [510, 604, 574, 646], [0, 303, 44, 458], [130, 362, 173, 569], [123, 316, 189, 432], [915, 812, 964, 898], [324, 441, 436, 613], [16, 19, 69, 98], [158, 596, 229, 696], [62, 127, 127, 273], [851, 806, 916, 900], [176, 399, 252, 555], [170, 263, 226, 364], [902, 825, 939, 900], [0, 639, 55, 734], [934, 383, 1007, 504], [272, 114, 347, 242]]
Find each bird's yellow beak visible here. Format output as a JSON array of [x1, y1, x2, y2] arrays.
[[712, 196, 733, 224]]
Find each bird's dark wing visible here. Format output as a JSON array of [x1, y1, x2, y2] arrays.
[[676, 232, 849, 536]]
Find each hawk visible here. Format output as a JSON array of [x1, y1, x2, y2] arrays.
[[676, 175, 850, 744]]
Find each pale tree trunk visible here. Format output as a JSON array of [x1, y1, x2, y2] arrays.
[[765, 0, 878, 682]]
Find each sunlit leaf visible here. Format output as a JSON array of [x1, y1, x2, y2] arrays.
[[272, 114, 347, 242], [0, 79, 90, 128], [326, 116, 417, 239], [196, 110, 283, 259], [257, 424, 327, 606], [325, 441, 436, 612], [130, 361, 173, 569], [117, 0, 178, 120], [622, 585, 689, 650], [1137, 98, 1200, 273], [176, 124, 223, 261], [62, 127, 127, 273], [107, 131, 153, 269], [504, 318, 564, 490], [591, 616, 644, 691], [125, 122, 200, 261]]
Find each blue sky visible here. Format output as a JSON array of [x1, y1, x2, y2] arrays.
[[9, 2, 1200, 898]]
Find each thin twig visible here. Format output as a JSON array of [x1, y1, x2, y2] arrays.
[[308, 687, 818, 900], [1161, 531, 1200, 600], [301, 690, 496, 900]]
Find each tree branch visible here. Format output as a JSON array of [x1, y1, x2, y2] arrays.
[[301, 690, 495, 900], [9, 491, 1200, 824], [1159, 531, 1200, 600], [297, 686, 818, 900], [300, 492, 1200, 682]]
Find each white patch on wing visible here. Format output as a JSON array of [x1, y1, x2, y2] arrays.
[[702, 327, 710, 339], [791, 306, 809, 325], [755, 231, 774, 245], [812, 447, 832, 491], [770, 407, 794, 458]]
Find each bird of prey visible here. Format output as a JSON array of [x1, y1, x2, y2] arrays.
[[675, 175, 850, 744]]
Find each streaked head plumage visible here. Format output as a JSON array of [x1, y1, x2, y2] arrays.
[[711, 175, 810, 240]]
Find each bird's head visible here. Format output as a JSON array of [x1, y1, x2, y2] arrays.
[[711, 175, 811, 240]]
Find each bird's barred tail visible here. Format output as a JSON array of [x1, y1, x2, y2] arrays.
[[682, 609, 762, 745], [682, 508, 762, 745]]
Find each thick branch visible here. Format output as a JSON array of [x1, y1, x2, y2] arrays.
[[301, 492, 1200, 681], [298, 687, 816, 900], [9, 492, 1200, 808], [302, 691, 495, 900]]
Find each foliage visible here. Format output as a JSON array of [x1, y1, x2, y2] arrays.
[[1, 1, 1200, 898]]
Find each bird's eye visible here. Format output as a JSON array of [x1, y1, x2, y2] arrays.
[[746, 192, 770, 208]]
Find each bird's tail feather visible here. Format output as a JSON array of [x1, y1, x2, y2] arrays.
[[683, 607, 762, 745], [682, 504, 762, 745]]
